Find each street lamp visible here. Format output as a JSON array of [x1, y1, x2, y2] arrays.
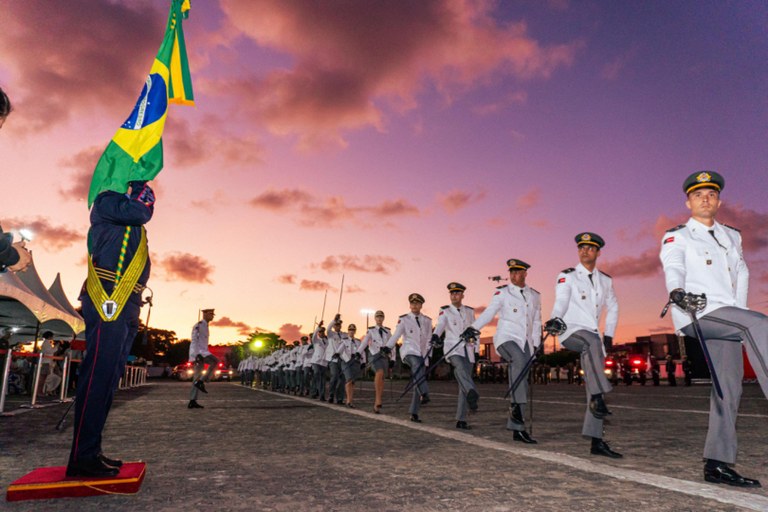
[[360, 308, 376, 329]]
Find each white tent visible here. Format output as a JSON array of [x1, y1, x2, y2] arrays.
[[0, 255, 84, 343]]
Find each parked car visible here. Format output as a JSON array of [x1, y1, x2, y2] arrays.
[[172, 361, 233, 381]]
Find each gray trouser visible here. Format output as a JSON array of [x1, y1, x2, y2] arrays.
[[312, 364, 327, 398], [681, 306, 768, 463], [561, 331, 612, 438], [448, 355, 476, 421], [190, 354, 219, 400], [404, 355, 429, 415], [497, 341, 530, 431], [328, 360, 346, 401]]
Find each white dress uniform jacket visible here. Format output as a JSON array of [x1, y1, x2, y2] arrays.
[[551, 263, 619, 344], [339, 336, 360, 363], [472, 284, 542, 353], [358, 326, 394, 360], [325, 330, 349, 362], [660, 218, 748, 331], [386, 313, 433, 360], [434, 304, 479, 362], [310, 328, 328, 366], [189, 319, 212, 361]]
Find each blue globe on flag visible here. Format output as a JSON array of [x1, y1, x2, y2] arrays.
[[121, 73, 168, 130]]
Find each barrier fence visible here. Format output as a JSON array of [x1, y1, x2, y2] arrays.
[[0, 349, 147, 415]]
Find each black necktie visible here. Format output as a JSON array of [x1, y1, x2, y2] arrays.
[[588, 273, 594, 285], [415, 315, 421, 328], [520, 289, 526, 300], [379, 327, 384, 338], [709, 230, 727, 250]]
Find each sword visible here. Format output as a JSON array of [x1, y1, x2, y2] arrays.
[[396, 331, 474, 402], [661, 290, 722, 400], [503, 319, 566, 399]]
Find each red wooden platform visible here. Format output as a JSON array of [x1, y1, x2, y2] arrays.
[[6, 462, 146, 501]]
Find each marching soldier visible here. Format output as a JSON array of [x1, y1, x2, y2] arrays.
[[547, 233, 622, 458], [358, 310, 393, 413], [660, 171, 767, 487], [188, 308, 219, 408], [310, 323, 329, 400], [325, 315, 348, 404], [385, 293, 433, 422], [300, 336, 314, 396], [470, 260, 540, 442], [434, 282, 479, 430], [340, 324, 362, 408]]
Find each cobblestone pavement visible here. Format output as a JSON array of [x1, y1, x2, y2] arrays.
[[2, 378, 767, 511]]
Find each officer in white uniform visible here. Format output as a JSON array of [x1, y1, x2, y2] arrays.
[[434, 282, 479, 430], [311, 324, 329, 400], [548, 234, 622, 458], [471, 260, 540, 443], [300, 336, 314, 396], [386, 293, 433, 422], [660, 171, 766, 488], [188, 308, 219, 409], [325, 315, 348, 404], [358, 310, 393, 413]]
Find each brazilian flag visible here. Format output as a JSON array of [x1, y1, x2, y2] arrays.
[[88, 0, 194, 207]]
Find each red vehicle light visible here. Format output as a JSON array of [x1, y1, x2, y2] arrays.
[[631, 359, 643, 366], [605, 360, 614, 366]]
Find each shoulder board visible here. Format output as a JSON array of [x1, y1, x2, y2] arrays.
[[599, 270, 612, 278], [721, 223, 741, 233], [496, 284, 507, 290], [383, 326, 391, 331], [666, 224, 686, 233], [368, 326, 376, 330], [529, 288, 540, 295], [561, 268, 575, 274], [422, 315, 432, 320], [440, 305, 450, 310], [464, 305, 474, 310], [399, 314, 408, 318]]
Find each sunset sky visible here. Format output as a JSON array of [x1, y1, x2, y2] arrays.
[[1, 0, 766, 346]]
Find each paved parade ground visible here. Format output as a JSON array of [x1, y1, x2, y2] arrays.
[[2, 379, 767, 511]]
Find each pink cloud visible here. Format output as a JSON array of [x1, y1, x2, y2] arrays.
[[218, 0, 582, 148], [165, 118, 266, 168], [157, 252, 214, 283], [600, 248, 661, 279], [300, 279, 334, 292], [4, 217, 84, 251], [0, 1, 165, 131], [316, 255, 400, 274], [515, 188, 541, 211], [58, 146, 102, 200], [437, 190, 486, 213], [345, 285, 365, 294], [278, 323, 304, 341], [277, 274, 297, 284], [211, 316, 252, 336], [719, 203, 768, 253], [250, 188, 421, 226]]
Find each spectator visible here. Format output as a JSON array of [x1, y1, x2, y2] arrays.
[[666, 355, 677, 387], [682, 356, 693, 386]]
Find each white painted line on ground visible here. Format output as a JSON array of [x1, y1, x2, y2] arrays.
[[237, 384, 768, 512]]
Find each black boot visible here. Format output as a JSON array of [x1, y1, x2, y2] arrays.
[[420, 394, 430, 405], [410, 414, 422, 423], [188, 400, 204, 409], [513, 430, 538, 444], [466, 389, 479, 412], [66, 457, 120, 478], [590, 438, 622, 458], [193, 379, 208, 394], [704, 460, 761, 487], [455, 421, 471, 430], [98, 453, 123, 468]]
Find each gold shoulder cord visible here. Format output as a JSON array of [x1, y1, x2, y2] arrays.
[[86, 227, 148, 322]]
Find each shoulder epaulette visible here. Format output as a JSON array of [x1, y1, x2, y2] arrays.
[[464, 305, 474, 310], [496, 284, 507, 290], [529, 287, 540, 295], [666, 224, 686, 233], [722, 223, 741, 233], [561, 268, 575, 274], [368, 326, 376, 330], [440, 305, 450, 310], [422, 315, 432, 320], [599, 270, 612, 278], [399, 314, 408, 318]]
